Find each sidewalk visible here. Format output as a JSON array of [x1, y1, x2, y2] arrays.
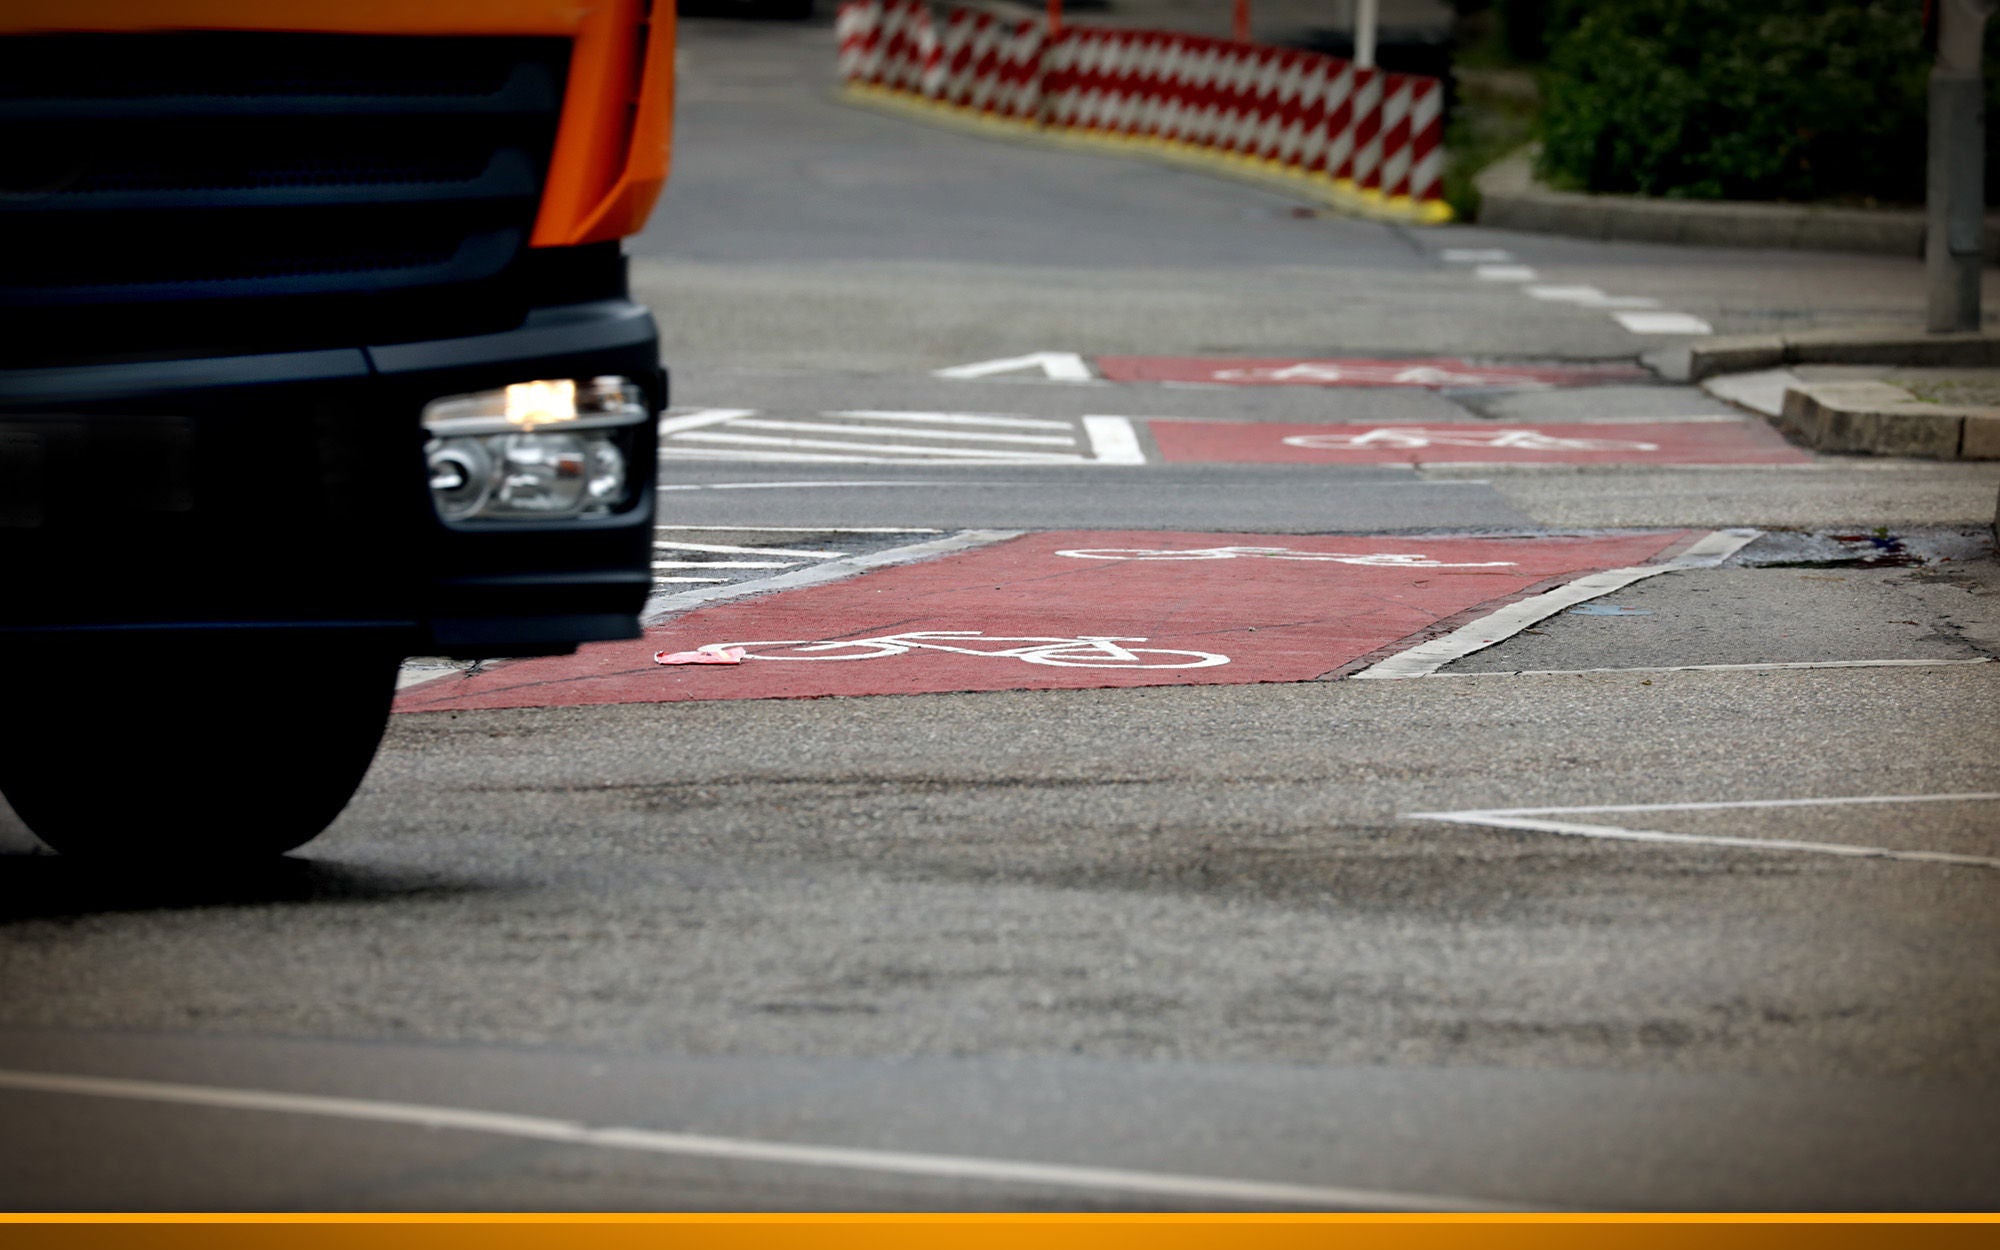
[[1646, 330, 2000, 464]]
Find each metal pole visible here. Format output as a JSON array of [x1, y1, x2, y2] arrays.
[[1927, 0, 1994, 332], [1355, 0, 1378, 69]]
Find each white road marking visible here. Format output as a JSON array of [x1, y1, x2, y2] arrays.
[[1614, 311, 1713, 335], [1525, 285, 1661, 310], [654, 526, 945, 533], [0, 1069, 1526, 1212], [675, 430, 1091, 461], [728, 418, 1079, 447], [1082, 415, 1147, 465], [653, 542, 847, 559], [652, 560, 801, 569], [934, 352, 1096, 381], [642, 530, 1024, 624], [1440, 248, 1513, 263], [1351, 528, 1761, 679], [1475, 265, 1537, 282], [657, 480, 970, 491], [658, 408, 757, 435], [1409, 794, 2000, 871], [1428, 658, 1995, 678], [836, 410, 1076, 430], [653, 577, 734, 584]]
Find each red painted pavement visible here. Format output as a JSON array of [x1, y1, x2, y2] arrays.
[[396, 529, 1696, 712], [1095, 356, 1648, 389], [1149, 419, 1812, 466]]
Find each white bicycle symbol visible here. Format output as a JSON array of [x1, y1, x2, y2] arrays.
[[1055, 545, 1516, 568], [694, 630, 1229, 669], [1282, 427, 1661, 452]]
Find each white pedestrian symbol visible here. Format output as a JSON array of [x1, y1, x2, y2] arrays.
[[692, 631, 1230, 669], [1056, 545, 1517, 568], [1281, 427, 1661, 452]]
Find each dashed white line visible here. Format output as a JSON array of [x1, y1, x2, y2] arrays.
[[1440, 249, 1514, 263], [1475, 264, 1537, 282], [1526, 285, 1662, 310], [653, 541, 848, 559], [726, 418, 1079, 447]]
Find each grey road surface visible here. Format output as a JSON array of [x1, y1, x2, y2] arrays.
[[1, 12, 1996, 1214]]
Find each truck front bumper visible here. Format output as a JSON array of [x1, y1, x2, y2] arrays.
[[0, 299, 663, 657]]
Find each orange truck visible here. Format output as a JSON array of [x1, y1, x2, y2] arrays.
[[0, 2, 675, 858]]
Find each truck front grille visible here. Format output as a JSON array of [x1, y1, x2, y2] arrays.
[[0, 32, 571, 363]]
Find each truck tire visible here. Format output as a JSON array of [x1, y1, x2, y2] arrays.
[[0, 640, 399, 862]]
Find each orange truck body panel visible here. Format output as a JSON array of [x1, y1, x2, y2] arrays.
[[0, 0, 675, 247]]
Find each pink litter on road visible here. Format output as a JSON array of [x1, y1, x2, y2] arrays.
[[654, 647, 746, 665]]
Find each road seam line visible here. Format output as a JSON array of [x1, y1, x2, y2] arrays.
[[0, 1069, 1530, 1213], [1423, 658, 1994, 678]]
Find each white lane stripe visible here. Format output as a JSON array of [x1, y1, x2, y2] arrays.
[[675, 431, 1090, 462], [835, 410, 1076, 431], [1440, 249, 1513, 263], [1351, 529, 1760, 680], [1426, 658, 1994, 678], [654, 542, 846, 559], [1475, 265, 1536, 282], [642, 530, 1023, 624], [0, 1069, 1526, 1212], [652, 560, 800, 569], [1410, 795, 2000, 871], [662, 448, 946, 465], [1082, 415, 1147, 465], [653, 577, 734, 584], [726, 418, 1079, 447], [658, 408, 757, 435], [933, 352, 1095, 381], [654, 526, 944, 533], [657, 481, 972, 492]]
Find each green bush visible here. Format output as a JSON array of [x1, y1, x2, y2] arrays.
[[1536, 0, 1957, 204]]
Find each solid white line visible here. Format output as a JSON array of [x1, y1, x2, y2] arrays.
[[1426, 658, 1994, 678], [728, 418, 1078, 447], [659, 480, 972, 492], [1350, 529, 1760, 680], [654, 526, 944, 534], [652, 577, 734, 584], [654, 542, 845, 559], [652, 560, 800, 569], [658, 408, 757, 435], [1409, 795, 2000, 870], [835, 410, 1076, 431], [0, 1069, 1524, 1212], [675, 431, 1089, 462], [641, 529, 1024, 624], [1467, 792, 2000, 818], [1082, 415, 1147, 465]]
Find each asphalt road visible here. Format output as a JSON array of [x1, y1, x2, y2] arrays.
[[2, 12, 1997, 1214]]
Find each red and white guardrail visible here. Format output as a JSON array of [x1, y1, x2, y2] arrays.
[[836, 0, 1449, 222]]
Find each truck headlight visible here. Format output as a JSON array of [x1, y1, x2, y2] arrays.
[[422, 377, 645, 522]]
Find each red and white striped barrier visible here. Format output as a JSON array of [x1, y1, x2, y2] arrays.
[[835, 0, 1449, 222]]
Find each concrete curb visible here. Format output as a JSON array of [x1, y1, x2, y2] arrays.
[[1780, 380, 2000, 460], [1647, 327, 2000, 384], [1474, 150, 2000, 261]]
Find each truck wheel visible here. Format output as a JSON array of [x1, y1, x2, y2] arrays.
[[0, 641, 399, 862]]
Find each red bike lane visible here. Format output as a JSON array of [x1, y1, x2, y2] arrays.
[[396, 529, 1698, 712], [1148, 419, 1811, 466]]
